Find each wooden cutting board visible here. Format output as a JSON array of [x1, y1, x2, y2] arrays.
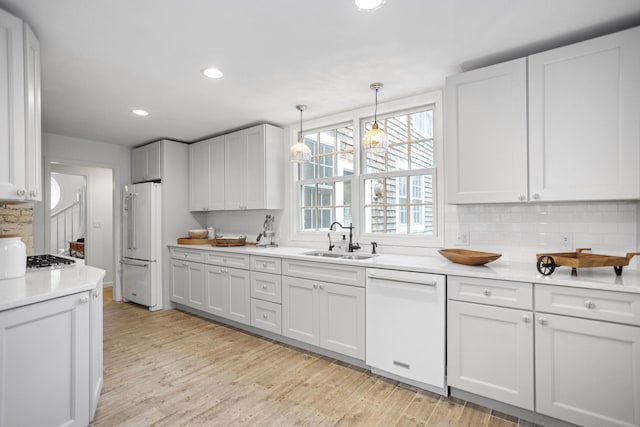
[[177, 238, 216, 245]]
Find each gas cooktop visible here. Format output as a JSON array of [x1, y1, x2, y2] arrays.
[[26, 255, 76, 269]]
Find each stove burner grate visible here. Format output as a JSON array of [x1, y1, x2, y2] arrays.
[[27, 254, 76, 269]]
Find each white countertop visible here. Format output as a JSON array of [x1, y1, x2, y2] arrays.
[[169, 243, 640, 294], [0, 265, 106, 311]]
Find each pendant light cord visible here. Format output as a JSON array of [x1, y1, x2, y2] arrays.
[[374, 88, 378, 123]]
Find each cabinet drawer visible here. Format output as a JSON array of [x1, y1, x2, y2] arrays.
[[170, 247, 204, 262], [448, 276, 532, 310], [205, 251, 250, 269], [282, 259, 365, 287], [250, 299, 282, 334], [251, 271, 282, 303], [535, 285, 640, 326], [251, 255, 282, 274]]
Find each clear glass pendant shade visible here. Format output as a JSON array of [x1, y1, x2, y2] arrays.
[[362, 83, 387, 153], [290, 104, 311, 163], [362, 122, 388, 153], [290, 139, 312, 163]]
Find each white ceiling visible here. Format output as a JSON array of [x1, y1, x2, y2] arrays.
[[2, 0, 640, 147]]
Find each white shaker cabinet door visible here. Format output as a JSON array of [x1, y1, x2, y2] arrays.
[[444, 58, 528, 204], [0, 292, 91, 427], [447, 301, 534, 410], [23, 22, 41, 201], [169, 259, 189, 304], [282, 276, 319, 346], [535, 313, 640, 427], [0, 9, 26, 201], [226, 267, 251, 326], [318, 281, 365, 360], [189, 140, 210, 211], [528, 27, 640, 201]]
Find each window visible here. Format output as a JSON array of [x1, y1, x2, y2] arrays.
[[298, 124, 354, 231], [50, 176, 61, 210], [292, 92, 441, 246], [362, 107, 435, 235]]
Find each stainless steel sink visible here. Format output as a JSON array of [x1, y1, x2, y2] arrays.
[[302, 250, 376, 260]]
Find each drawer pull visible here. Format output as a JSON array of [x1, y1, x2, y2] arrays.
[[393, 360, 410, 369], [538, 317, 548, 326], [483, 289, 491, 297], [313, 283, 318, 289], [522, 315, 530, 323], [262, 314, 268, 319], [262, 262, 267, 268], [584, 300, 596, 309], [367, 275, 437, 286], [319, 284, 325, 290], [80, 296, 89, 304], [262, 284, 268, 290]]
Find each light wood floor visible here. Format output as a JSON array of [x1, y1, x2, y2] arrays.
[[95, 288, 528, 427]]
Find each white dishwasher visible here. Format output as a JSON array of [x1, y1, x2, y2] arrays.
[[366, 268, 446, 395]]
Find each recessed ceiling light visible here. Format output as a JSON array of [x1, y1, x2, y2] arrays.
[[354, 0, 385, 11], [202, 67, 224, 79], [132, 109, 149, 116]]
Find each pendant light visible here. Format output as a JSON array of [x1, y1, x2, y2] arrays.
[[290, 104, 312, 163], [362, 82, 387, 153]]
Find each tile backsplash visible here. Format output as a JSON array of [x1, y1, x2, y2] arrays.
[[445, 201, 638, 267]]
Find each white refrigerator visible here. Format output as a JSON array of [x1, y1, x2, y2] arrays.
[[121, 182, 162, 311]]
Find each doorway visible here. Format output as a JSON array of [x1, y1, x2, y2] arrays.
[[44, 163, 115, 287]]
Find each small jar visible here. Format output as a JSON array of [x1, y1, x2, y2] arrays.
[[0, 235, 27, 279], [207, 227, 216, 239]]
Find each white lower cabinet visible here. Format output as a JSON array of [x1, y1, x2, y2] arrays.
[[282, 275, 365, 360], [169, 259, 205, 310], [90, 282, 104, 421], [0, 292, 91, 427], [250, 299, 282, 334], [534, 285, 640, 427], [204, 264, 251, 326], [447, 300, 534, 409]]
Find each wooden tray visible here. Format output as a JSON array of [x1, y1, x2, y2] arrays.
[[177, 237, 216, 245], [213, 236, 247, 247], [536, 248, 640, 276], [439, 249, 502, 266]]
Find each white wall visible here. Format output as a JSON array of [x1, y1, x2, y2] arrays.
[[34, 132, 131, 290]]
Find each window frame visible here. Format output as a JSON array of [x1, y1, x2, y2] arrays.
[[288, 90, 444, 248]]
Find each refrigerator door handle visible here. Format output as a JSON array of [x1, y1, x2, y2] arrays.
[[120, 259, 153, 267], [130, 193, 137, 250]]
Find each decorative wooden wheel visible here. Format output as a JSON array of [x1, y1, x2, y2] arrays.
[[537, 255, 556, 276]]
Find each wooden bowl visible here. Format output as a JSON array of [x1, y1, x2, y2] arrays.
[[188, 229, 208, 239], [439, 249, 502, 266]]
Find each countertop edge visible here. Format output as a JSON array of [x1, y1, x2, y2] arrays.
[[167, 244, 640, 294]]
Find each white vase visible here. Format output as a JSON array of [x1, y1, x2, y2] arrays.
[[0, 236, 27, 279]]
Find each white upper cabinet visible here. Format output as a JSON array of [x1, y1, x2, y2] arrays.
[[445, 26, 640, 204], [132, 141, 161, 183], [445, 58, 528, 204], [189, 136, 225, 211], [224, 124, 283, 210], [0, 9, 41, 202], [529, 26, 640, 201]]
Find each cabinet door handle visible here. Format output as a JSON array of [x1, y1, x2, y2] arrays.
[[518, 194, 526, 201], [30, 189, 38, 198], [319, 284, 325, 290], [584, 300, 596, 309], [262, 262, 267, 268], [262, 284, 268, 290], [313, 283, 318, 289], [262, 314, 268, 319], [522, 315, 530, 323], [482, 289, 491, 297], [393, 360, 410, 369], [80, 295, 89, 304], [532, 193, 541, 200], [538, 317, 548, 326], [16, 188, 26, 197]]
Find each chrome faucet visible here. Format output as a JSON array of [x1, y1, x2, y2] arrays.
[[329, 222, 360, 252]]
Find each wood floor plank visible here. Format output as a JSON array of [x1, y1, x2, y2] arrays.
[[95, 289, 526, 427]]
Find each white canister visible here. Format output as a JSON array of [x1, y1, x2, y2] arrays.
[[0, 235, 27, 279], [207, 227, 216, 239]]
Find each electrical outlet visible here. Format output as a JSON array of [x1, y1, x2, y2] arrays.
[[560, 233, 573, 249], [456, 231, 470, 246]]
